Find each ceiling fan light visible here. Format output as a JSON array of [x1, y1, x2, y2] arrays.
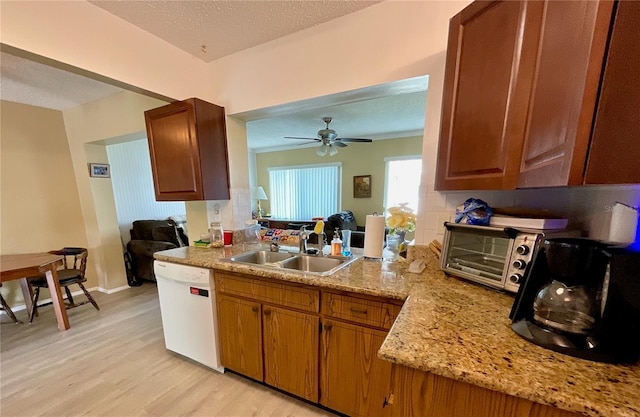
[[316, 144, 328, 156], [329, 145, 338, 156]]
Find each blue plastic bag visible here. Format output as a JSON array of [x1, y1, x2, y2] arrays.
[[455, 198, 493, 225]]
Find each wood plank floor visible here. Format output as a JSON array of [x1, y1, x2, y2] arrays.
[[0, 284, 337, 417]]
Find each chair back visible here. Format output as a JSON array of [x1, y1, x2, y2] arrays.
[[48, 247, 88, 279]]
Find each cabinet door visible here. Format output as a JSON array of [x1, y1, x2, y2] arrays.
[[145, 100, 203, 201], [216, 294, 263, 381], [262, 306, 318, 402], [585, 0, 640, 185], [435, 1, 543, 190], [517, 0, 614, 187], [320, 319, 393, 417]]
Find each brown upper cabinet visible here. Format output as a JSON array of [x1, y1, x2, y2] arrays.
[[144, 98, 230, 201], [436, 0, 638, 190]]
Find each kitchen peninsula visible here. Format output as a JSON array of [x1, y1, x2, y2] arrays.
[[154, 244, 640, 417]]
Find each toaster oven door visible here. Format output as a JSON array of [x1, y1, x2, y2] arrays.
[[441, 223, 515, 290]]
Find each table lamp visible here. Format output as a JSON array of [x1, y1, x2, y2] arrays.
[[253, 186, 268, 218]]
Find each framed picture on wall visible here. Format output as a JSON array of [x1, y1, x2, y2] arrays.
[[89, 163, 110, 178], [353, 175, 371, 198]]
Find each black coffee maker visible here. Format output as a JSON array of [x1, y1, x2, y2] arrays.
[[510, 237, 640, 363]]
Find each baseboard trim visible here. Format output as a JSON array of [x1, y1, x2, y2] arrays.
[[1, 285, 131, 314], [97, 285, 131, 294]]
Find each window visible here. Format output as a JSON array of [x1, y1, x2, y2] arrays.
[[384, 156, 422, 213], [268, 163, 341, 219]]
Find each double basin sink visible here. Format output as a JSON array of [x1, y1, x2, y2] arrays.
[[228, 250, 358, 276]]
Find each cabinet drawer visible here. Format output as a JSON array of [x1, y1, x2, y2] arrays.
[[322, 292, 401, 330], [215, 273, 319, 313]]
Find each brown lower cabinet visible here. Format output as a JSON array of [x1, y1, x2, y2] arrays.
[[217, 294, 263, 381], [320, 319, 394, 417], [215, 272, 320, 402], [214, 271, 581, 417], [390, 364, 580, 417], [263, 305, 318, 402]]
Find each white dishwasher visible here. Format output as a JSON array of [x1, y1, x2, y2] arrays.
[[154, 260, 224, 372]]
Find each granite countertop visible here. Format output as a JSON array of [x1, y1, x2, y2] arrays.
[[154, 244, 640, 417]]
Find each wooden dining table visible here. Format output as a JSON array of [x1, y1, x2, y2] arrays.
[[0, 253, 70, 330]]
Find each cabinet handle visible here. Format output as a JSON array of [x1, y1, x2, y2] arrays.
[[350, 307, 368, 314], [263, 309, 271, 316], [252, 306, 259, 313], [324, 323, 332, 331]]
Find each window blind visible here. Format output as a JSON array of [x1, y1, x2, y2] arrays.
[[268, 163, 341, 219]]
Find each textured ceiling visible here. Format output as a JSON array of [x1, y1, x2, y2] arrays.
[[89, 0, 381, 62], [246, 89, 427, 152], [0, 52, 123, 111]]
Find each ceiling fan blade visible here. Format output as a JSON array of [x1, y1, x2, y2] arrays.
[[336, 138, 373, 143], [285, 136, 320, 141], [333, 141, 347, 147]]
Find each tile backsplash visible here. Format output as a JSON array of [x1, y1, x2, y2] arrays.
[[417, 184, 640, 245]]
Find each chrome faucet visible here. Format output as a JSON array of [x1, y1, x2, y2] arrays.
[[314, 231, 325, 256], [299, 226, 309, 254]]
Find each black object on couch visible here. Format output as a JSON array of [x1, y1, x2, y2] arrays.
[[126, 220, 188, 283], [324, 210, 367, 248]]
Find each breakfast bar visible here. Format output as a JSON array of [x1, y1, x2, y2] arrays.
[[154, 244, 640, 417]]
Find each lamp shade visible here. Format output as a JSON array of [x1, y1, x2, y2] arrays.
[[253, 186, 268, 200]]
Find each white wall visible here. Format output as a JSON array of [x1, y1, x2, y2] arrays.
[[106, 139, 186, 244]]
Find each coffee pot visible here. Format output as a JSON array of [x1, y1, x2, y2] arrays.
[[510, 238, 640, 363]]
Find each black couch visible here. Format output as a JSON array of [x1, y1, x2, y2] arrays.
[[126, 220, 188, 283]]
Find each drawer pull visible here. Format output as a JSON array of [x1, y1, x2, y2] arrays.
[[350, 307, 368, 314], [252, 306, 259, 313], [263, 310, 271, 316]]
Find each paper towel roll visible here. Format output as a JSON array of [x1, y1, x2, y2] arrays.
[[364, 215, 386, 258]]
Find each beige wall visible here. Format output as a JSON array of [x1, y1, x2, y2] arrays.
[[255, 137, 422, 226], [0, 101, 89, 306], [0, 91, 169, 310], [62, 91, 169, 291]]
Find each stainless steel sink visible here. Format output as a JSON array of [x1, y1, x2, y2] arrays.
[[229, 250, 295, 265], [228, 250, 357, 276], [280, 256, 346, 273]]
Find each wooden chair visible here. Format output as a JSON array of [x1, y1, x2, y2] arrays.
[[0, 284, 21, 323], [28, 247, 99, 322]]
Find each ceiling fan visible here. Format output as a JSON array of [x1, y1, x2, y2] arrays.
[[285, 117, 373, 156]]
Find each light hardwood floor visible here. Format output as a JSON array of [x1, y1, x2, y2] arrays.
[[0, 284, 337, 417]]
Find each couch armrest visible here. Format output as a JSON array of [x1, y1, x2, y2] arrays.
[[127, 240, 177, 257]]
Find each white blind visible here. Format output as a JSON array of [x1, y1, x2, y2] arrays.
[[268, 163, 341, 219]]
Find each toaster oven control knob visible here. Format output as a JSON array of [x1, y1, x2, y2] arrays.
[[509, 273, 523, 284], [512, 259, 527, 270], [516, 245, 530, 255]]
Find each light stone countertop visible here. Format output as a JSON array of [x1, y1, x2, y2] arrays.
[[154, 244, 640, 417]]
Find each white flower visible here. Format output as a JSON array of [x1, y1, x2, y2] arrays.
[[386, 203, 416, 233]]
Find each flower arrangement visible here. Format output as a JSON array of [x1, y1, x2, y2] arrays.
[[386, 203, 416, 234]]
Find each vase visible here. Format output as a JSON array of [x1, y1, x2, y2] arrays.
[[386, 234, 401, 261]]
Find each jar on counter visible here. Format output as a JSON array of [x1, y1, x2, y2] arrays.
[[210, 222, 224, 248]]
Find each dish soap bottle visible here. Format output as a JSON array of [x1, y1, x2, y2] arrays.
[[331, 228, 342, 256]]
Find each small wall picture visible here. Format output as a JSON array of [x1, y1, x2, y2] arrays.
[[89, 163, 110, 178], [353, 175, 371, 198]]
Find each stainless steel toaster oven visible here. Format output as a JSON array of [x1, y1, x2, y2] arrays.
[[440, 222, 579, 293]]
